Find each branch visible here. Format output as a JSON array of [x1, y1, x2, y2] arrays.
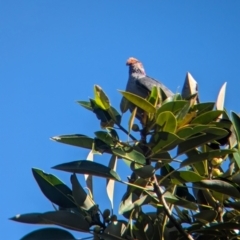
[[153, 175, 194, 240], [115, 122, 137, 141]]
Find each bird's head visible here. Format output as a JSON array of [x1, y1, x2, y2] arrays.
[[126, 57, 146, 76]]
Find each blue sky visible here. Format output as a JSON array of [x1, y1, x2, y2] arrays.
[[1, 1, 240, 239]]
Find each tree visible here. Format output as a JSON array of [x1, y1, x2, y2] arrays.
[[10, 73, 240, 240]]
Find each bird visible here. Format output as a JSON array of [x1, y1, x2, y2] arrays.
[[120, 57, 174, 114]]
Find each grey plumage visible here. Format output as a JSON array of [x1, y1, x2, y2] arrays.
[[120, 57, 174, 113]]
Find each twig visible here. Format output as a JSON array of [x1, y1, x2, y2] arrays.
[[115, 122, 137, 141], [153, 175, 194, 240]]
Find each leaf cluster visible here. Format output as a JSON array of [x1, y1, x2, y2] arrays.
[[10, 79, 240, 240]]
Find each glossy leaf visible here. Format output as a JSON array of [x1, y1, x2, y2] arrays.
[[177, 130, 229, 156], [103, 221, 127, 239], [177, 125, 210, 139], [120, 97, 129, 114], [76, 101, 92, 111], [107, 155, 117, 210], [151, 132, 184, 154], [70, 173, 95, 210], [100, 232, 126, 240], [231, 111, 240, 149], [195, 222, 240, 231], [94, 131, 115, 146], [225, 201, 240, 211], [128, 107, 137, 134], [119, 90, 156, 113], [32, 168, 76, 208], [156, 111, 177, 133], [20, 228, 76, 240], [192, 102, 215, 115], [131, 163, 155, 179], [148, 86, 160, 107], [10, 213, 46, 224], [150, 151, 172, 161], [119, 193, 150, 214], [171, 171, 204, 183], [157, 100, 188, 116], [163, 192, 198, 211], [41, 211, 89, 232], [176, 100, 193, 123], [112, 147, 145, 165], [191, 110, 224, 124], [180, 149, 236, 168], [107, 106, 122, 125], [51, 134, 93, 149], [94, 85, 110, 110], [193, 210, 217, 224], [198, 180, 240, 199], [52, 160, 121, 181], [84, 150, 93, 195]]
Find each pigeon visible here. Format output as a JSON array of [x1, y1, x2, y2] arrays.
[[120, 57, 174, 113]]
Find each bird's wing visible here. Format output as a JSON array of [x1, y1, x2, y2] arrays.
[[136, 76, 174, 97]]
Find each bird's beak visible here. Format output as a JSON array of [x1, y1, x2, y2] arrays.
[[126, 60, 131, 66]]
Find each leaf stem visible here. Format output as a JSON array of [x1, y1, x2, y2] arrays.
[[115, 122, 137, 141], [153, 175, 194, 240]]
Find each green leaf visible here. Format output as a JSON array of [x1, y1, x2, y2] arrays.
[[107, 155, 118, 210], [171, 171, 204, 183], [191, 110, 224, 124], [151, 132, 184, 154], [119, 193, 150, 214], [192, 102, 215, 115], [119, 90, 156, 113], [107, 106, 122, 125], [70, 173, 95, 210], [84, 150, 93, 195], [94, 131, 115, 146], [157, 100, 188, 116], [128, 107, 137, 134], [176, 100, 192, 123], [120, 97, 129, 114], [41, 211, 89, 232], [194, 222, 240, 232], [233, 151, 240, 169], [20, 228, 76, 240], [180, 149, 236, 168], [156, 111, 177, 133], [193, 210, 217, 224], [100, 232, 126, 240], [177, 130, 229, 156], [94, 85, 110, 110], [186, 149, 206, 176], [103, 221, 127, 239], [231, 111, 240, 149], [151, 151, 172, 161], [131, 163, 155, 179], [32, 168, 76, 208], [10, 213, 46, 224], [198, 180, 240, 199], [112, 147, 146, 165], [163, 192, 198, 211], [225, 201, 240, 211], [177, 125, 210, 139], [51, 134, 93, 149], [148, 86, 160, 106], [76, 101, 92, 111], [52, 160, 121, 181]]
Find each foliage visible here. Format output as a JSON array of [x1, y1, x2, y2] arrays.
[[10, 76, 240, 240]]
